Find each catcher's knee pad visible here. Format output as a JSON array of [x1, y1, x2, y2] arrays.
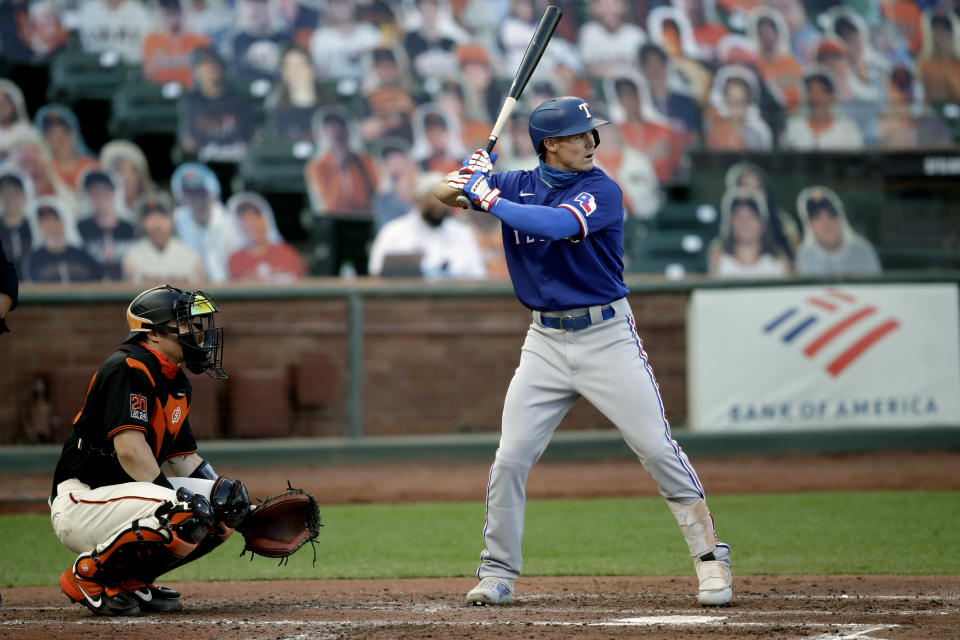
[[75, 488, 216, 586], [210, 476, 250, 531]]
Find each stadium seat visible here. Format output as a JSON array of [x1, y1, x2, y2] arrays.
[[47, 49, 137, 104], [108, 79, 181, 139], [310, 215, 374, 276], [625, 228, 711, 276], [235, 140, 313, 196]]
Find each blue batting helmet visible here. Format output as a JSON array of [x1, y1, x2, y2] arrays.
[[528, 96, 610, 156]]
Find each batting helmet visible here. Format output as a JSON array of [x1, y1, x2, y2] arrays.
[[528, 96, 610, 156], [124, 285, 227, 378]]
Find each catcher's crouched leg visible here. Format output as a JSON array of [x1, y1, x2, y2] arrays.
[[61, 488, 215, 615], [158, 476, 252, 575]]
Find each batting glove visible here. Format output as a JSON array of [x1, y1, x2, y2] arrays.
[[462, 170, 501, 211], [461, 149, 498, 175]]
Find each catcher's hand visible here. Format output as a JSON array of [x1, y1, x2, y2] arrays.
[[236, 483, 322, 564]]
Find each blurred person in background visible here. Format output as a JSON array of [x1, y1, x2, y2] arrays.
[[274, 0, 320, 49], [436, 78, 488, 151], [748, 7, 804, 115], [22, 197, 104, 283], [402, 0, 462, 94], [725, 161, 798, 261], [305, 109, 379, 216], [34, 105, 99, 193], [171, 162, 240, 282], [828, 8, 890, 96], [411, 106, 463, 174], [646, 7, 712, 107], [877, 66, 953, 149], [814, 37, 883, 145], [604, 74, 682, 186], [795, 186, 882, 276], [309, 0, 383, 88], [74, 0, 151, 64], [368, 171, 485, 278], [704, 66, 773, 151], [123, 192, 204, 284], [0, 168, 36, 270], [9, 131, 79, 212], [371, 139, 419, 229], [76, 169, 135, 281], [577, 0, 647, 80], [639, 43, 702, 148], [141, 0, 211, 88], [708, 186, 790, 279], [0, 80, 37, 163], [0, 238, 16, 335], [880, 0, 923, 55], [229, 0, 292, 83], [495, 109, 538, 172], [673, 0, 728, 64], [918, 11, 960, 104], [265, 46, 335, 143], [359, 45, 423, 147], [781, 68, 864, 150], [226, 192, 305, 282], [183, 0, 234, 49], [768, 0, 821, 64], [100, 140, 157, 211], [178, 47, 256, 162], [26, 0, 70, 60], [499, 0, 583, 91], [456, 44, 502, 126]]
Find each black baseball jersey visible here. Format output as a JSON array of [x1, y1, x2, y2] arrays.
[[51, 342, 198, 497]]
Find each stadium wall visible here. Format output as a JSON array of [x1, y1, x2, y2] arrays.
[[1, 275, 957, 446]]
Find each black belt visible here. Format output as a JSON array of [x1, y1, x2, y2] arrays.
[[538, 305, 616, 331]]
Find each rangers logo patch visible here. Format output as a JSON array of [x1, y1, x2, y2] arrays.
[[573, 192, 597, 216], [130, 394, 148, 421]]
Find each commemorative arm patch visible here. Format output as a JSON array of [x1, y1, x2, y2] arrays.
[[130, 393, 149, 421]]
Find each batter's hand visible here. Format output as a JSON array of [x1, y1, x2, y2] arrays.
[[461, 150, 498, 175], [462, 170, 501, 211]]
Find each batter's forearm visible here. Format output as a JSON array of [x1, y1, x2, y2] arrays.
[[433, 176, 463, 207], [489, 198, 582, 240]]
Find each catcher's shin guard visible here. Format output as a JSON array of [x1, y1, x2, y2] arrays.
[[667, 498, 733, 606], [74, 488, 215, 588]]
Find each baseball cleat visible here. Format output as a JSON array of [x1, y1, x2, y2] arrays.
[[60, 568, 139, 616], [121, 580, 184, 613], [695, 543, 733, 606], [466, 577, 514, 605]]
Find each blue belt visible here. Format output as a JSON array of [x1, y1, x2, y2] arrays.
[[538, 305, 616, 331]]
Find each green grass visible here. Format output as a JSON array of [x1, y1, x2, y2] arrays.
[[2, 491, 957, 588]]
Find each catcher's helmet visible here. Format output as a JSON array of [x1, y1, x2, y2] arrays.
[[124, 285, 227, 378], [528, 96, 610, 156]]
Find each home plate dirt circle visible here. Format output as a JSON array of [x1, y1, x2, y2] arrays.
[[3, 575, 959, 639]]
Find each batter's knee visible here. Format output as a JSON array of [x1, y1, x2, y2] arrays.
[[494, 438, 547, 468]]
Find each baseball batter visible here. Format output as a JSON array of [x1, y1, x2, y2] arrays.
[[49, 285, 250, 616], [434, 96, 733, 606]]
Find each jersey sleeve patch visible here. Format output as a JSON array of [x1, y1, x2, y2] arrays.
[[130, 393, 149, 421], [573, 192, 597, 216]]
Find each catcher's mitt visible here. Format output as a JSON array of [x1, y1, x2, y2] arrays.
[[237, 482, 322, 565]]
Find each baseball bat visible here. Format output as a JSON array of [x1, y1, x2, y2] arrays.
[[455, 4, 562, 209]]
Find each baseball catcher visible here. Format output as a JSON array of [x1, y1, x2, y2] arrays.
[[49, 285, 320, 616]]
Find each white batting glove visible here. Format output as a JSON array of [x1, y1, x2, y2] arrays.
[[463, 149, 498, 175]]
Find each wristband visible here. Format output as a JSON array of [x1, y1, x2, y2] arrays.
[[153, 472, 175, 489]]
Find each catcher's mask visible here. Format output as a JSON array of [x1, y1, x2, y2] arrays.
[[124, 285, 228, 379]]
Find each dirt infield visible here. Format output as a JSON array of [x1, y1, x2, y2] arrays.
[[3, 450, 959, 638], [4, 575, 959, 639]]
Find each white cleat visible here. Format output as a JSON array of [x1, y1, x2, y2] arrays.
[[696, 544, 733, 606], [466, 577, 514, 605]]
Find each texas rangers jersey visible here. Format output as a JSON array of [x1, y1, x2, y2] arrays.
[[51, 342, 198, 495], [488, 166, 629, 310]]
